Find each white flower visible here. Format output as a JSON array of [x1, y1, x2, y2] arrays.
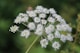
[[36, 6, 43, 10], [34, 9, 42, 13], [39, 13, 46, 18], [54, 30, 61, 38], [56, 16, 62, 21], [48, 24, 55, 32], [52, 41, 60, 50], [37, 24, 43, 30], [66, 33, 73, 41], [47, 17, 55, 23], [19, 13, 28, 17], [43, 8, 49, 14], [53, 14, 62, 19], [60, 34, 67, 43], [14, 13, 28, 24], [27, 11, 36, 17], [35, 6, 49, 14], [21, 17, 29, 22], [68, 27, 72, 32], [45, 27, 51, 34], [61, 24, 72, 32], [52, 14, 57, 17], [49, 8, 56, 14], [40, 39, 48, 48], [59, 19, 66, 24], [56, 24, 63, 31], [21, 14, 28, 22], [59, 24, 72, 32], [35, 29, 43, 36], [34, 17, 41, 23], [65, 24, 72, 32], [61, 25, 68, 31], [21, 29, 30, 38], [35, 24, 43, 36], [53, 14, 66, 24], [45, 24, 54, 34], [35, 6, 44, 13], [27, 22, 36, 30], [14, 16, 22, 24], [9, 25, 19, 33], [41, 19, 47, 25], [47, 33, 54, 41]]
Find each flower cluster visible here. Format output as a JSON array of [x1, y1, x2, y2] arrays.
[[9, 6, 73, 50]]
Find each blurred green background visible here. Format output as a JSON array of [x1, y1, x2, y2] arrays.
[[0, 0, 80, 53]]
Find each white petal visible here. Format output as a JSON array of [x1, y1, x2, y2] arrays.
[[9, 25, 19, 33], [21, 29, 30, 38], [52, 41, 60, 50], [27, 22, 36, 30]]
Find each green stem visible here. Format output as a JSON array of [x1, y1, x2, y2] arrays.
[[74, 32, 78, 43], [25, 36, 40, 53]]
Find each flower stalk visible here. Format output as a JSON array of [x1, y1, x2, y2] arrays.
[[25, 36, 40, 53]]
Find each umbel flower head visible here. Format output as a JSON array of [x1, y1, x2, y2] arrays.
[[9, 6, 73, 50]]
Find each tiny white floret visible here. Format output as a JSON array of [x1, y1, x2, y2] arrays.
[[52, 41, 60, 50], [34, 17, 41, 23], [47, 17, 55, 23], [9, 25, 19, 33], [40, 39, 48, 48], [21, 29, 30, 38], [49, 8, 56, 14], [47, 33, 54, 41], [39, 13, 46, 18], [27, 22, 36, 30], [41, 19, 47, 25]]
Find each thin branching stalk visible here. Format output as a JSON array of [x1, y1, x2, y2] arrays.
[[25, 36, 40, 53], [72, 14, 79, 53]]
